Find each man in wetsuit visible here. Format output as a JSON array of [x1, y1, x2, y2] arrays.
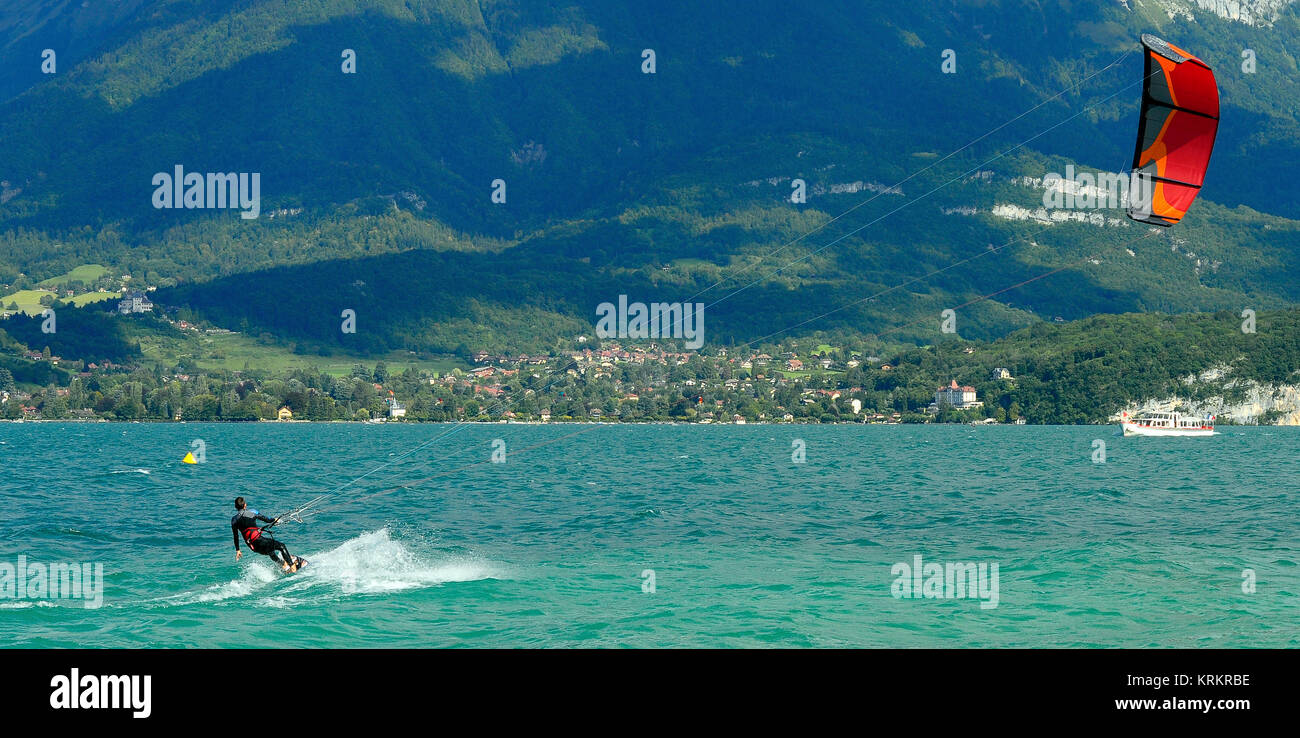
[[232, 497, 303, 573]]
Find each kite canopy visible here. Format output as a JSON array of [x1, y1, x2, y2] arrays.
[[1128, 34, 1219, 227]]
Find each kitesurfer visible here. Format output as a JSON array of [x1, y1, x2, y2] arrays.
[[232, 497, 303, 573]]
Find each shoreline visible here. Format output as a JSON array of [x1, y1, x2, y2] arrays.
[[0, 418, 1264, 426]]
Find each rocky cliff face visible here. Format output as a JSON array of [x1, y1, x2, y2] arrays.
[[1180, 0, 1297, 26], [1135, 0, 1299, 26], [1114, 366, 1300, 425]]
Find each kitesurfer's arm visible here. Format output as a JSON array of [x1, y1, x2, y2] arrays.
[[233, 521, 242, 560]]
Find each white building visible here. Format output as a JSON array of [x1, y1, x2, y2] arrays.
[[992, 367, 1013, 380], [117, 290, 153, 314], [933, 379, 982, 410], [387, 398, 406, 418]]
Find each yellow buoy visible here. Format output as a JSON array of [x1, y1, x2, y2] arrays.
[[182, 452, 197, 464]]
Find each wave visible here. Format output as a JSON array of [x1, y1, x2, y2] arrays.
[[148, 529, 498, 607], [148, 564, 279, 607], [285, 528, 499, 595]]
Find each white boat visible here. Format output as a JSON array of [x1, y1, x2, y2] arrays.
[[1120, 410, 1215, 437]]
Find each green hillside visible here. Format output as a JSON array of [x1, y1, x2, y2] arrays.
[[1, 1, 1298, 359], [36, 263, 109, 288]]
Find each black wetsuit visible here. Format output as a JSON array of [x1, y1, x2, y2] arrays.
[[231, 508, 295, 566]]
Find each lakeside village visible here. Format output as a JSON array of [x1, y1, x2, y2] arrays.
[[1, 290, 1028, 425]]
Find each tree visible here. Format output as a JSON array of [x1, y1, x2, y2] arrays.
[[114, 397, 146, 419]]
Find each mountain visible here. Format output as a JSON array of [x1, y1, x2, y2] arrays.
[[2, 0, 1299, 358], [0, 0, 153, 103]]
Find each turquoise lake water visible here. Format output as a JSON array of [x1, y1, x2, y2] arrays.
[[1, 422, 1296, 647]]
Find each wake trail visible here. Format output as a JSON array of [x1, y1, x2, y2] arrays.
[[142, 529, 501, 608]]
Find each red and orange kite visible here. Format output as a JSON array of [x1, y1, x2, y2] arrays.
[[1128, 34, 1219, 227]]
